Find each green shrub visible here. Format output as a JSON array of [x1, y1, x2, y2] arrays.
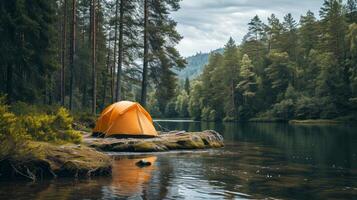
[[2, 98, 81, 145], [54, 107, 74, 130], [20, 108, 82, 144], [0, 97, 30, 159], [20, 114, 57, 142], [57, 130, 82, 144]]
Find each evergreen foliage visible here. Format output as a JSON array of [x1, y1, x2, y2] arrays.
[[178, 0, 357, 121], [0, 0, 184, 115]]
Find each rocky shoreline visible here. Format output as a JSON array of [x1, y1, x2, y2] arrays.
[[84, 130, 224, 152], [0, 142, 112, 181], [0, 131, 224, 181]]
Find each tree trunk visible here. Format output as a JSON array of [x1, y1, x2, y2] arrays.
[[116, 0, 124, 102], [141, 0, 149, 107], [112, 0, 119, 103], [231, 81, 236, 118], [103, 35, 112, 107], [69, 0, 76, 111], [91, 0, 97, 114], [6, 63, 13, 103], [61, 0, 67, 107]]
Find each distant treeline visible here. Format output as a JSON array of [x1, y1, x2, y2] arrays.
[[166, 0, 357, 121], [0, 0, 185, 113]]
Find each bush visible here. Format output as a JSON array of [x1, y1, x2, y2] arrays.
[[20, 108, 81, 144], [54, 108, 74, 130], [0, 97, 30, 159], [1, 98, 81, 146]]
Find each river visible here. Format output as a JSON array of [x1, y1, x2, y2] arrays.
[[1, 121, 357, 199]]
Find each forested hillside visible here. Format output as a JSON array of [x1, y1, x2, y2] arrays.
[[177, 48, 223, 80], [0, 0, 185, 114], [1, 0, 357, 122], [169, 0, 357, 121]]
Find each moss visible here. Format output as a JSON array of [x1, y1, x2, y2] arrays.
[[84, 131, 224, 152], [0, 142, 112, 180], [176, 138, 205, 149], [133, 142, 160, 152]]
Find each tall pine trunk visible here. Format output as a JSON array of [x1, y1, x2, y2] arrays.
[[61, 0, 67, 106], [112, 0, 119, 103], [141, 0, 149, 107], [103, 35, 112, 107], [6, 63, 12, 103], [69, 0, 76, 110], [115, 0, 124, 101], [91, 0, 97, 114]]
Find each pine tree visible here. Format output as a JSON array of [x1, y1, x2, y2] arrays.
[[61, 0, 68, 106], [69, 0, 77, 110], [346, 0, 357, 23], [247, 15, 266, 41], [184, 77, 190, 95], [115, 0, 124, 101], [221, 38, 241, 120], [299, 11, 319, 57], [91, 0, 97, 114], [265, 51, 292, 97], [282, 13, 298, 60], [141, 0, 149, 107], [320, 0, 347, 61], [237, 54, 258, 100], [266, 14, 283, 52]]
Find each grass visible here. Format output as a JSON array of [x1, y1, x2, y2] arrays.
[[0, 141, 112, 181]]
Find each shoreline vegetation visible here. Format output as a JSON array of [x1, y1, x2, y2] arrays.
[[156, 117, 354, 124], [0, 96, 352, 182], [0, 99, 224, 181]]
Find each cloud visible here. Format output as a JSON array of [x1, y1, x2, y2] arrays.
[[171, 0, 324, 57]]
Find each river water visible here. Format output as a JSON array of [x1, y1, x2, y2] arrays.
[[1, 121, 357, 199]]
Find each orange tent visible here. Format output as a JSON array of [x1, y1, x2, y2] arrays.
[[93, 101, 158, 137]]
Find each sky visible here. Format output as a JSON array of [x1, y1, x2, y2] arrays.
[[171, 0, 325, 57]]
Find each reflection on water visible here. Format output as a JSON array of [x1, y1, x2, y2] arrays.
[[110, 156, 157, 197], [0, 122, 357, 199]]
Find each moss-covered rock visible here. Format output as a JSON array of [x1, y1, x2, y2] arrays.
[[84, 130, 224, 152], [0, 142, 112, 181]]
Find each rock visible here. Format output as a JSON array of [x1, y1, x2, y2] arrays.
[[0, 142, 112, 181], [136, 159, 152, 167], [83, 130, 224, 152]]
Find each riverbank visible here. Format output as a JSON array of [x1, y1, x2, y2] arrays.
[[288, 119, 343, 124], [0, 142, 112, 181], [0, 130, 224, 181]]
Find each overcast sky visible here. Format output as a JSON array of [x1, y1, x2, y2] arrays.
[[171, 0, 324, 57]]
